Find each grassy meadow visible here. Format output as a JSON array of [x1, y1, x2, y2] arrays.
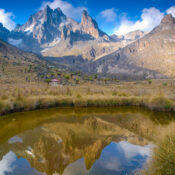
[[0, 79, 175, 116]]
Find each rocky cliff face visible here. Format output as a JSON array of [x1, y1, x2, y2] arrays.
[[0, 6, 116, 59], [81, 10, 107, 39], [14, 5, 67, 44], [0, 23, 10, 41], [0, 6, 112, 57], [88, 14, 175, 78]]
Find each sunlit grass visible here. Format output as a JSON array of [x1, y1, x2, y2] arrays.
[[0, 79, 175, 115]]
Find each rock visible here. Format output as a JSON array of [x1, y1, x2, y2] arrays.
[[81, 10, 106, 39]]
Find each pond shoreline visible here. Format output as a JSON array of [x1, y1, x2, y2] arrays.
[[1, 95, 175, 116]]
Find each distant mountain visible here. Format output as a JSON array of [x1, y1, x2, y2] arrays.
[[1, 7, 175, 79], [0, 6, 115, 60], [86, 15, 175, 79], [111, 30, 146, 43], [14, 6, 67, 44], [41, 8, 117, 60], [0, 6, 143, 61]]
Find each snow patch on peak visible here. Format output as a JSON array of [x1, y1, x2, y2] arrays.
[[24, 23, 35, 32]]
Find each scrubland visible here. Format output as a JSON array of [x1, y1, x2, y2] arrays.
[[0, 79, 175, 116]]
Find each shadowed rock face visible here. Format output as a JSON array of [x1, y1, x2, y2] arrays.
[[89, 14, 175, 78], [0, 23, 10, 41]]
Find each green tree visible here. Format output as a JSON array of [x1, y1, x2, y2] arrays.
[[45, 79, 51, 85], [28, 65, 32, 73], [94, 74, 98, 79], [148, 79, 152, 85], [76, 78, 80, 84]]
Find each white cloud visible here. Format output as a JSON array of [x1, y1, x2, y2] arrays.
[[98, 8, 117, 22], [0, 9, 16, 31], [0, 151, 16, 175], [114, 7, 164, 35], [118, 141, 154, 159], [167, 6, 175, 17], [40, 0, 87, 21]]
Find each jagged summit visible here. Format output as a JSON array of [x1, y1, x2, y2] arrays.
[[82, 10, 89, 17], [81, 10, 106, 39], [0, 6, 113, 59], [161, 14, 175, 25], [13, 5, 68, 45]]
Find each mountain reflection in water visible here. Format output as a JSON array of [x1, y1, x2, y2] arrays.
[[0, 107, 171, 175]]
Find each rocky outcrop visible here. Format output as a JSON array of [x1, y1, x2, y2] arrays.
[[81, 10, 106, 39]]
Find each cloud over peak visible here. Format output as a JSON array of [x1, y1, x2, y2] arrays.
[[114, 7, 164, 35], [0, 9, 16, 31], [40, 0, 87, 21], [167, 6, 175, 17]]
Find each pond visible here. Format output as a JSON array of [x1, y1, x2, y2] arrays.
[[0, 107, 174, 175]]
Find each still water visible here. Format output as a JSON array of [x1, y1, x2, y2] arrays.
[[0, 107, 173, 175]]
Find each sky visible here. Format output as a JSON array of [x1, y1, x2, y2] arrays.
[[0, 0, 175, 35]]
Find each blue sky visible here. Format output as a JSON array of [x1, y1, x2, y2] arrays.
[[0, 0, 175, 35]]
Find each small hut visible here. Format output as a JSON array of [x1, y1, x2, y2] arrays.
[[49, 79, 60, 86]]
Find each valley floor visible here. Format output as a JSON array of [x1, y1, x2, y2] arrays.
[[0, 79, 175, 116]]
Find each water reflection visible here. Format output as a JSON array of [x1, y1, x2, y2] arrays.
[[0, 107, 172, 175], [64, 142, 153, 175], [0, 142, 153, 175]]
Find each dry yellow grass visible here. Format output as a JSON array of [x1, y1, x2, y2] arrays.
[[0, 79, 175, 115]]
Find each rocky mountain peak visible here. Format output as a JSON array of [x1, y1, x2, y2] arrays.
[[2, 6, 110, 56], [81, 10, 105, 39], [161, 14, 175, 25], [82, 10, 89, 18], [44, 5, 52, 13]]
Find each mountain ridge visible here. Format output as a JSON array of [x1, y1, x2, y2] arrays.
[[88, 14, 175, 78], [0, 6, 142, 61]]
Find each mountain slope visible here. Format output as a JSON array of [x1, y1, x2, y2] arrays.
[[0, 39, 46, 82], [89, 14, 175, 78]]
